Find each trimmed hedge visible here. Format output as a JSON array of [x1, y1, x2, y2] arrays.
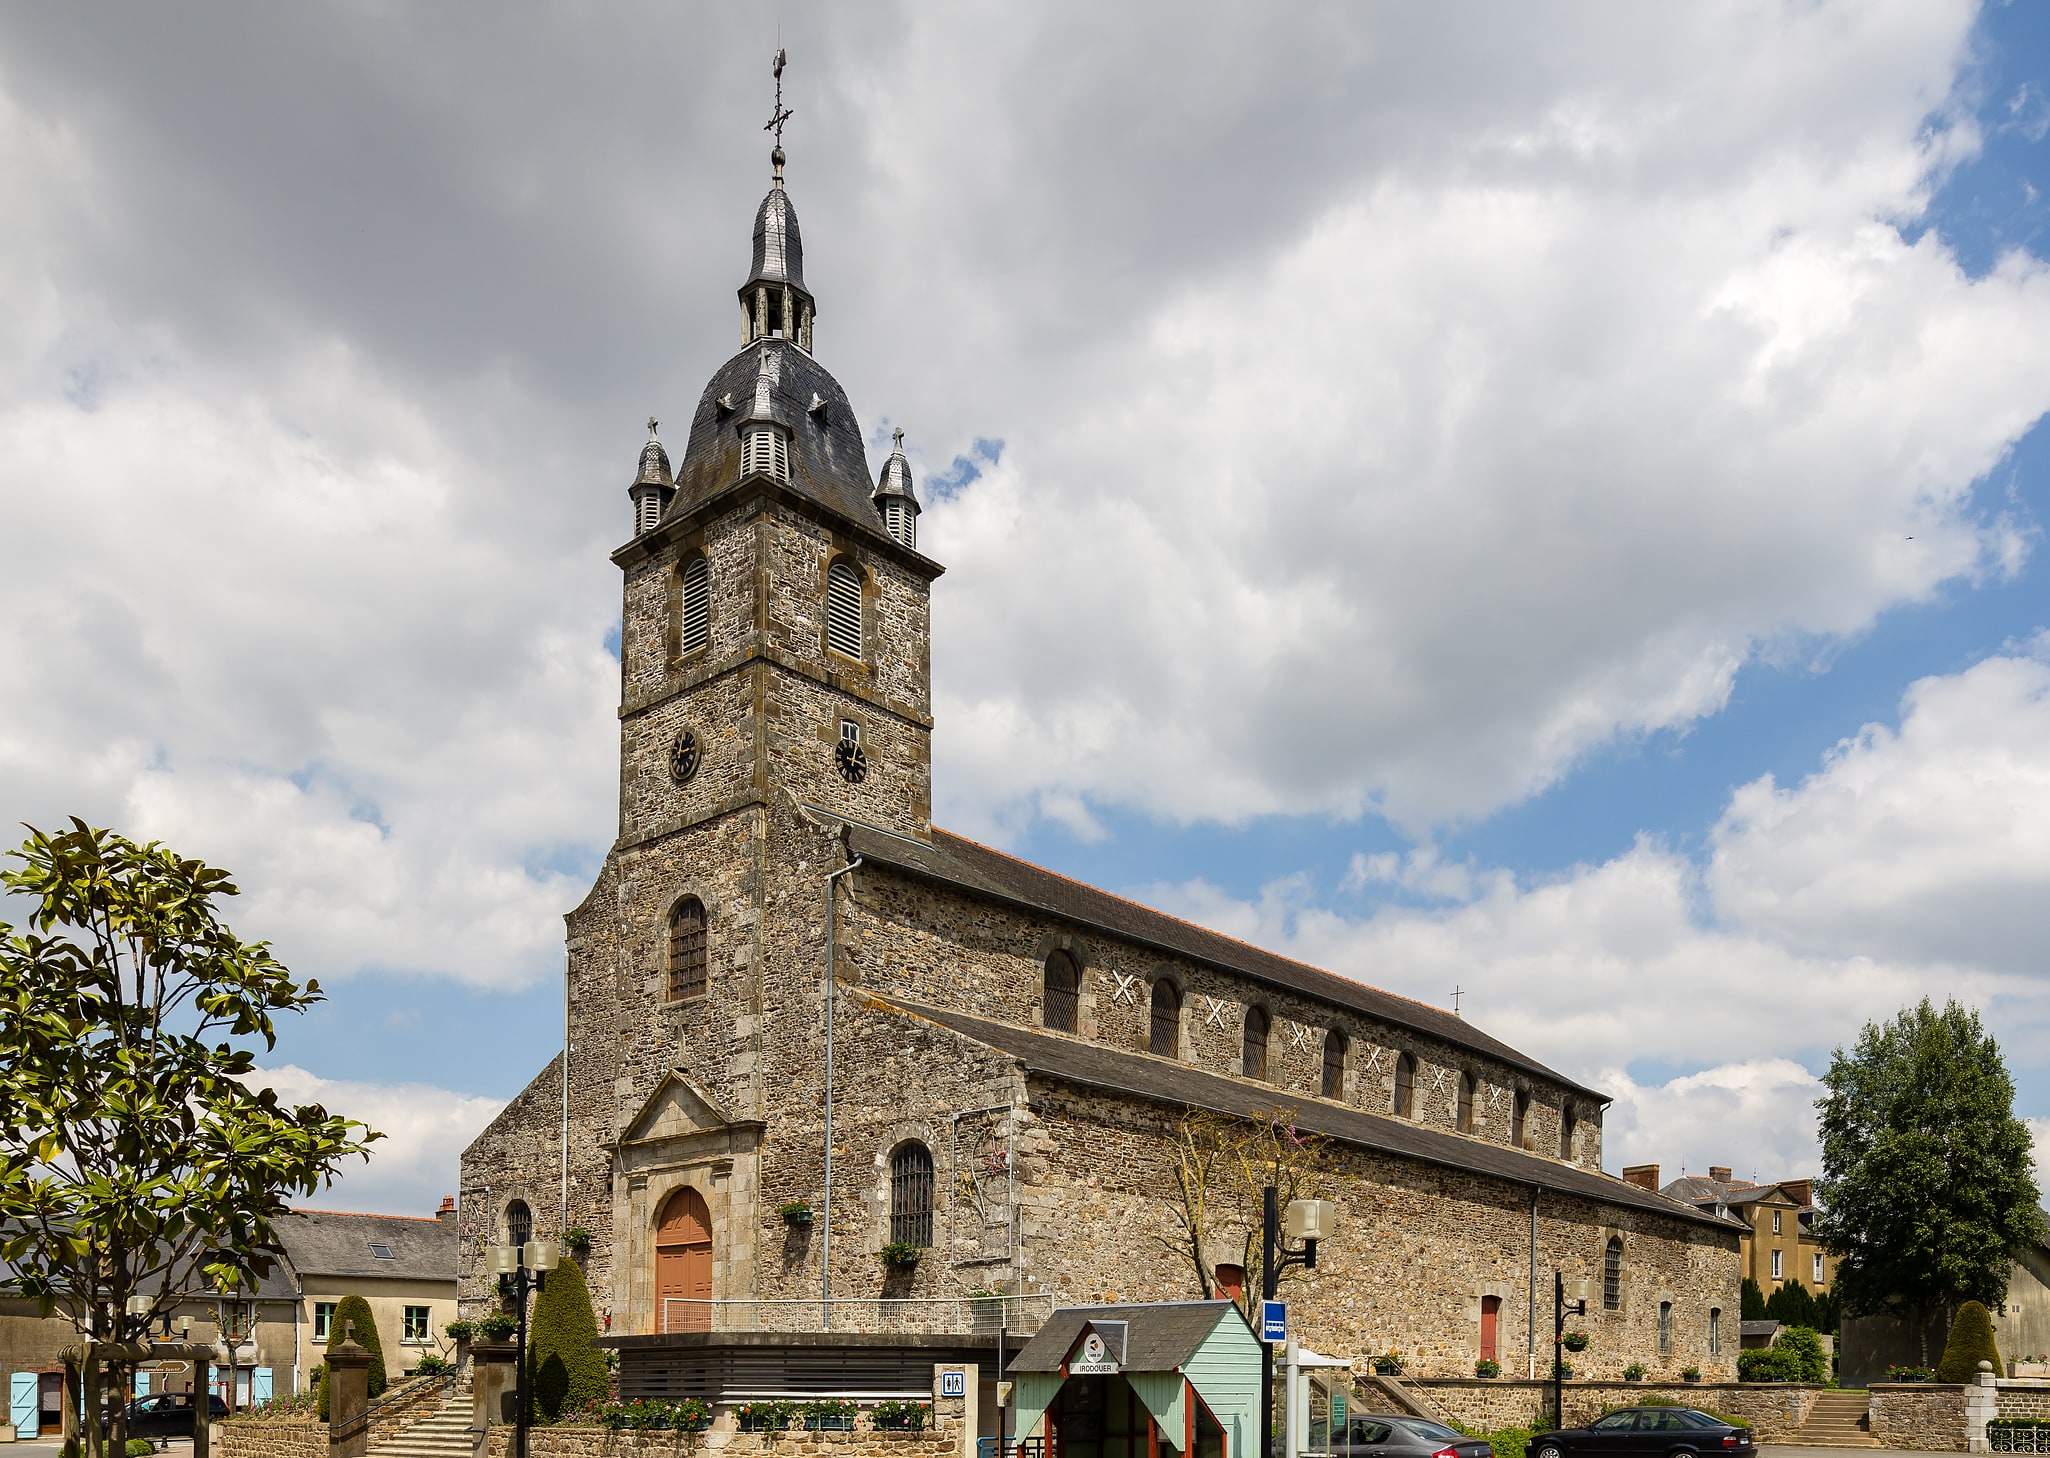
[[317, 1294, 388, 1419], [528, 1254, 607, 1423], [1937, 1301, 2003, 1384]]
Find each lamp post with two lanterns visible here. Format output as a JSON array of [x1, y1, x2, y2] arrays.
[[1258, 1190, 1337, 1458], [485, 1239, 560, 1458]]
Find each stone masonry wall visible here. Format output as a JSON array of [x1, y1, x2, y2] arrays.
[[843, 862, 1602, 1174], [1870, 1384, 1971, 1451], [1411, 1380, 1816, 1441], [1999, 1379, 2050, 1418], [212, 1417, 326, 1458], [488, 1428, 957, 1458]]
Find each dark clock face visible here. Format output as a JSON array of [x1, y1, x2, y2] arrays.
[[668, 728, 700, 785], [835, 738, 868, 785]]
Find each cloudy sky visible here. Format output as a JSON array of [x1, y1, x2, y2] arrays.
[[4, 2, 2050, 1215]]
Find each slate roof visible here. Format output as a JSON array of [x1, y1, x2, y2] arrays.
[[273, 1210, 456, 1282], [1740, 1320, 1780, 1340], [1009, 1301, 1244, 1374], [847, 825, 1605, 1102], [886, 999, 1739, 1233], [669, 340, 897, 543]]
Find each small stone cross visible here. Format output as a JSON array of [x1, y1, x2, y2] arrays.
[[647, 416, 660, 438]]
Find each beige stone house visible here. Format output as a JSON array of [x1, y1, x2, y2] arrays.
[[459, 123, 1744, 1403], [1651, 1168, 1835, 1296]]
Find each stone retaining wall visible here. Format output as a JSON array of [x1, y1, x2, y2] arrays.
[[1869, 1383, 1970, 1451], [487, 1427, 958, 1458], [1999, 1379, 2050, 1420], [213, 1416, 328, 1458], [1407, 1380, 1818, 1442]]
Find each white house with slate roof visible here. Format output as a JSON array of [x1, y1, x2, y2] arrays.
[[459, 79, 1747, 1408]]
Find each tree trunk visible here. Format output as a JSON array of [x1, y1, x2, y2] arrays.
[[81, 1353, 102, 1458], [61, 1358, 81, 1458]]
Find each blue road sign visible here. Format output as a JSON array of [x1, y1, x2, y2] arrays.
[[941, 1372, 967, 1398], [1261, 1300, 1286, 1342]]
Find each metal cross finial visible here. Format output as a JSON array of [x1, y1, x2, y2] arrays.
[[1451, 984, 1464, 1016], [647, 415, 659, 438], [765, 47, 794, 148], [892, 426, 905, 451]]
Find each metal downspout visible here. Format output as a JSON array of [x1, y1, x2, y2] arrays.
[[1529, 1186, 1540, 1380], [561, 950, 570, 1236], [822, 854, 864, 1329]]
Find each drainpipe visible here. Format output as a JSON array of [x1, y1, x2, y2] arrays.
[[1529, 1186, 1539, 1380], [821, 854, 864, 1330], [561, 949, 570, 1236]]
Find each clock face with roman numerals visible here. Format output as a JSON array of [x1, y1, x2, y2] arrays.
[[668, 728, 700, 785], [835, 738, 868, 784]]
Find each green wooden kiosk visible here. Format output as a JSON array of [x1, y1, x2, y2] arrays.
[[1006, 1302, 1263, 1458]]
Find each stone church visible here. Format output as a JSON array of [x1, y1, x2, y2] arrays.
[[459, 129, 1740, 1392]]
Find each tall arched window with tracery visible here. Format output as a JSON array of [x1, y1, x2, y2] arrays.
[[1149, 979, 1181, 1057], [1321, 1029, 1347, 1099], [1042, 952, 1079, 1034], [1603, 1235, 1624, 1309], [1242, 1006, 1269, 1081], [889, 1143, 935, 1247], [1393, 1051, 1417, 1118], [826, 560, 863, 660], [678, 557, 710, 656], [668, 897, 708, 1001]]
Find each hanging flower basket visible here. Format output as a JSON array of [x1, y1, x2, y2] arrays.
[[1562, 1331, 1591, 1353], [779, 1201, 814, 1226], [879, 1241, 923, 1268]]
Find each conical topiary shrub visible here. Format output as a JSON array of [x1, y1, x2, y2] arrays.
[[1935, 1300, 2002, 1384], [527, 1255, 607, 1423], [317, 1294, 389, 1419]]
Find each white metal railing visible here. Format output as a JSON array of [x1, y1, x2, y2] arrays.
[[657, 1292, 1056, 1336]]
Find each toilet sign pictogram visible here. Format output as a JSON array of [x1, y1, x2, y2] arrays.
[[940, 1372, 966, 1398]]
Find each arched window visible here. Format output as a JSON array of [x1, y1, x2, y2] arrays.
[[1242, 1006, 1269, 1081], [1512, 1090, 1530, 1148], [505, 1200, 532, 1249], [668, 897, 708, 1001], [889, 1143, 934, 1248], [743, 424, 789, 482], [1658, 1300, 1673, 1355], [678, 557, 710, 656], [1321, 1029, 1347, 1099], [1393, 1051, 1417, 1118], [1149, 979, 1181, 1057], [1709, 1307, 1722, 1357], [1042, 952, 1079, 1034], [882, 497, 915, 549], [1603, 1235, 1623, 1310], [1456, 1071, 1476, 1132], [826, 560, 863, 660], [1560, 1104, 1578, 1160]]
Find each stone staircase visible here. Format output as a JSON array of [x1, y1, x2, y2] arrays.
[[1793, 1390, 1880, 1448], [367, 1393, 475, 1458]]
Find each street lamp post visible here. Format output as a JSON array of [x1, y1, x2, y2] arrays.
[[487, 1239, 560, 1458], [1259, 1189, 1337, 1458], [1551, 1272, 1597, 1431]]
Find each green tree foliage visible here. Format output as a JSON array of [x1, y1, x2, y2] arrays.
[[0, 822, 379, 1458], [528, 1255, 607, 1423], [1741, 1276, 1768, 1320], [1738, 1329, 1825, 1384], [1766, 1279, 1819, 1329], [1935, 1300, 2003, 1384], [318, 1295, 388, 1418], [1814, 999, 2045, 1362]]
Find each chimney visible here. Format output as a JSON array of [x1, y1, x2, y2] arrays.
[[437, 1196, 457, 1226], [1622, 1163, 1660, 1192], [1780, 1179, 1813, 1208], [1709, 1166, 1733, 1183]]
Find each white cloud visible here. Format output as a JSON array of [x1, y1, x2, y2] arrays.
[[1601, 1060, 1825, 1182], [251, 1065, 505, 1218]]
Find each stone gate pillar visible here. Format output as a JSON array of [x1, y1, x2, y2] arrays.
[[471, 1340, 520, 1432], [326, 1329, 373, 1458]]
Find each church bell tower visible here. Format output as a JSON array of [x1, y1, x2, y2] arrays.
[[608, 78, 940, 849]]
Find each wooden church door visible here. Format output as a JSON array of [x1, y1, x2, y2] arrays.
[[655, 1186, 713, 1332], [1480, 1295, 1500, 1362]]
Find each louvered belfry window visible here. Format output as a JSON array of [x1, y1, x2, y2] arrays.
[[743, 425, 789, 482], [679, 557, 710, 656], [1043, 952, 1079, 1034], [1242, 1006, 1269, 1081], [826, 560, 863, 659], [883, 498, 915, 549], [668, 897, 708, 1001], [1321, 1029, 1346, 1099], [889, 1143, 934, 1247]]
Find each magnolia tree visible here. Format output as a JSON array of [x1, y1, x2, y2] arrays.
[[0, 821, 379, 1458]]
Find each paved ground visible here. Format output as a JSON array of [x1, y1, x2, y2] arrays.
[[1759, 1448, 1970, 1458]]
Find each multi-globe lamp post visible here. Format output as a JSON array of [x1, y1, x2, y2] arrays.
[[486, 1238, 560, 1458], [1259, 1190, 1338, 1458]]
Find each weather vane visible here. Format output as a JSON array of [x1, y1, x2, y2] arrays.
[[765, 46, 793, 148]]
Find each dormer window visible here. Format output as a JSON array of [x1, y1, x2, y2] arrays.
[[743, 424, 789, 483]]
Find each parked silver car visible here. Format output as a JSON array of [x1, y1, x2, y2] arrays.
[[1334, 1415, 1495, 1458]]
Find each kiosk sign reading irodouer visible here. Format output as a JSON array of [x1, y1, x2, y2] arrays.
[[1070, 1332, 1121, 1375]]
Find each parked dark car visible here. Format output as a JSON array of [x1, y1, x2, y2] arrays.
[[1334, 1415, 1494, 1458], [1530, 1407, 1754, 1458], [105, 1392, 231, 1438]]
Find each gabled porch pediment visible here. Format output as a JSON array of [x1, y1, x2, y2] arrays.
[[616, 1069, 756, 1148]]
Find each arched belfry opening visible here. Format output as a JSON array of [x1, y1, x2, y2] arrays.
[[655, 1186, 713, 1333]]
